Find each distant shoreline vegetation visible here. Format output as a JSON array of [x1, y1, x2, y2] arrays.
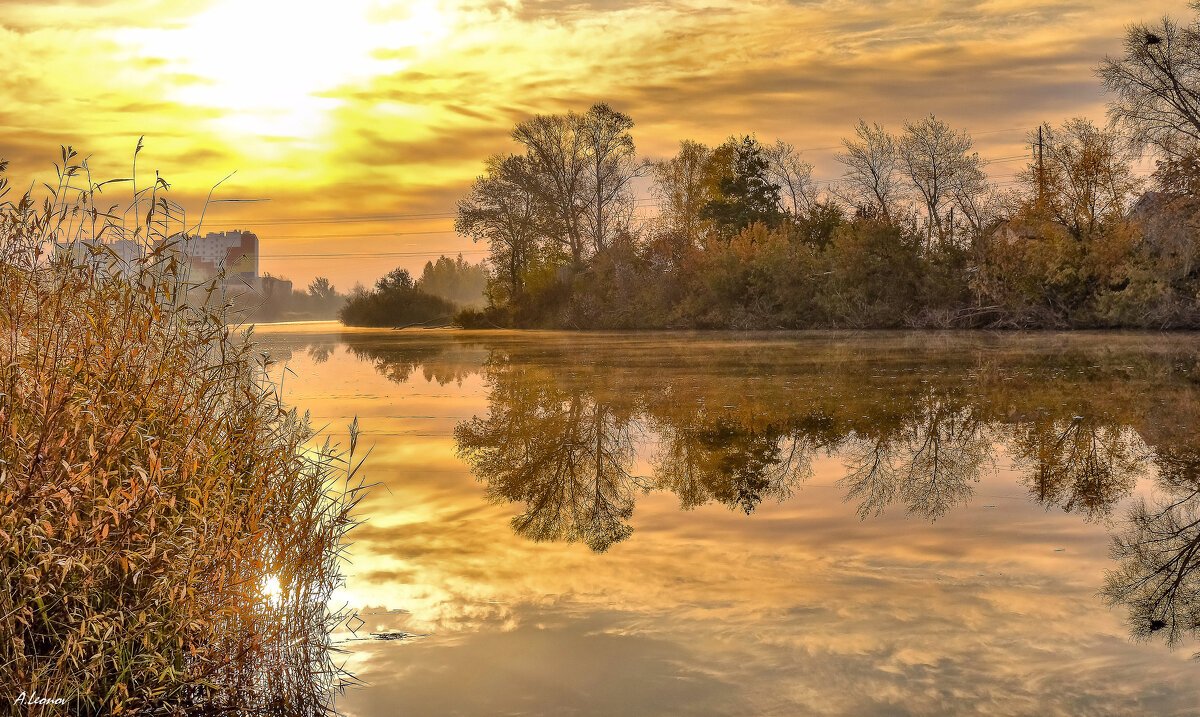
[[253, 256, 487, 326], [436, 10, 1200, 331], [339, 254, 486, 328]]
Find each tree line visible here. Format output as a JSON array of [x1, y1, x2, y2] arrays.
[[455, 8, 1200, 329]]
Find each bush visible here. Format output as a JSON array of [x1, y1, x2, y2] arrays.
[[339, 266, 458, 327], [0, 149, 368, 714], [822, 219, 929, 327]]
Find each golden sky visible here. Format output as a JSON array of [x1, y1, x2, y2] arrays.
[[0, 0, 1191, 289]]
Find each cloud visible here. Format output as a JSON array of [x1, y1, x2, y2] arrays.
[[1, 0, 1194, 290]]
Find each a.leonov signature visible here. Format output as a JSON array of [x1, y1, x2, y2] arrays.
[[13, 692, 67, 706]]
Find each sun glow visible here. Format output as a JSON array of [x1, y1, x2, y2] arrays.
[[262, 574, 283, 606], [117, 0, 450, 138]]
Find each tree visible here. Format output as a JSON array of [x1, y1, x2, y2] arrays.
[[837, 120, 903, 223], [307, 276, 336, 301], [511, 103, 642, 266], [946, 150, 994, 240], [512, 111, 588, 265], [763, 139, 819, 217], [1099, 6, 1200, 159], [898, 114, 982, 249], [417, 254, 488, 308], [579, 103, 644, 256], [1152, 144, 1200, 195], [700, 135, 783, 236], [1017, 118, 1141, 237], [456, 153, 552, 300], [339, 266, 457, 328], [651, 139, 716, 251], [375, 266, 415, 292]]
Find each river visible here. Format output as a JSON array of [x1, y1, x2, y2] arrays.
[[256, 324, 1200, 716]]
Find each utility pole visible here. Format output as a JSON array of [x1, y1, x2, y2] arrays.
[[1036, 125, 1045, 210]]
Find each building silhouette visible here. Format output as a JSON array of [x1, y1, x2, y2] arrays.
[[183, 230, 259, 284], [55, 230, 260, 287]]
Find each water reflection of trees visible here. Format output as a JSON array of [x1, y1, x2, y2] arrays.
[[342, 335, 487, 385], [840, 398, 990, 520], [1104, 448, 1200, 650], [265, 331, 491, 383], [338, 333, 1200, 649], [1011, 418, 1143, 520], [446, 344, 1200, 554], [654, 416, 812, 514], [455, 365, 645, 551]]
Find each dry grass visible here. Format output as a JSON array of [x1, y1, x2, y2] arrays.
[[0, 147, 369, 715]]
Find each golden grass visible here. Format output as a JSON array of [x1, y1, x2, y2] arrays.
[[0, 147, 369, 715]]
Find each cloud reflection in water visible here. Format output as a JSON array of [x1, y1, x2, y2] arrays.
[[257, 328, 1200, 716]]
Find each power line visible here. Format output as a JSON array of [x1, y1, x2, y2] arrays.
[[792, 126, 1029, 154], [206, 210, 458, 226], [258, 229, 459, 240], [204, 198, 662, 229], [260, 249, 489, 260]]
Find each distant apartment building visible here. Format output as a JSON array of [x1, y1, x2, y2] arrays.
[[55, 230, 260, 287], [184, 230, 259, 284]]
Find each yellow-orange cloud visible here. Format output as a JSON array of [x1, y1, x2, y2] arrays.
[[0, 0, 1190, 288]]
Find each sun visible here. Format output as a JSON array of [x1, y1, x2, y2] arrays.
[[117, 0, 450, 138]]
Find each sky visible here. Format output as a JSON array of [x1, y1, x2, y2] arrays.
[[0, 0, 1193, 289]]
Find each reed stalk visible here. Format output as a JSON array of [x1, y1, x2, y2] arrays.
[[0, 147, 368, 715]]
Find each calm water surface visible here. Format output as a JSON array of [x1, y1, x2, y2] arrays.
[[256, 325, 1200, 716]]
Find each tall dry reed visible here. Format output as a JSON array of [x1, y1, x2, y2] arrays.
[[0, 146, 368, 715]]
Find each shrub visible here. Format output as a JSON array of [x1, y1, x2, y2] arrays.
[[0, 149, 368, 714], [339, 266, 458, 327], [822, 219, 928, 327]]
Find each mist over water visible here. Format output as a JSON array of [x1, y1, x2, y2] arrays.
[[257, 325, 1200, 716]]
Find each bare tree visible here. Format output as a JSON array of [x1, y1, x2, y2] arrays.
[[898, 114, 979, 249], [946, 150, 993, 240], [579, 103, 644, 255], [836, 120, 903, 223], [511, 103, 642, 266], [763, 139, 819, 217], [1099, 6, 1200, 157], [512, 111, 589, 266]]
